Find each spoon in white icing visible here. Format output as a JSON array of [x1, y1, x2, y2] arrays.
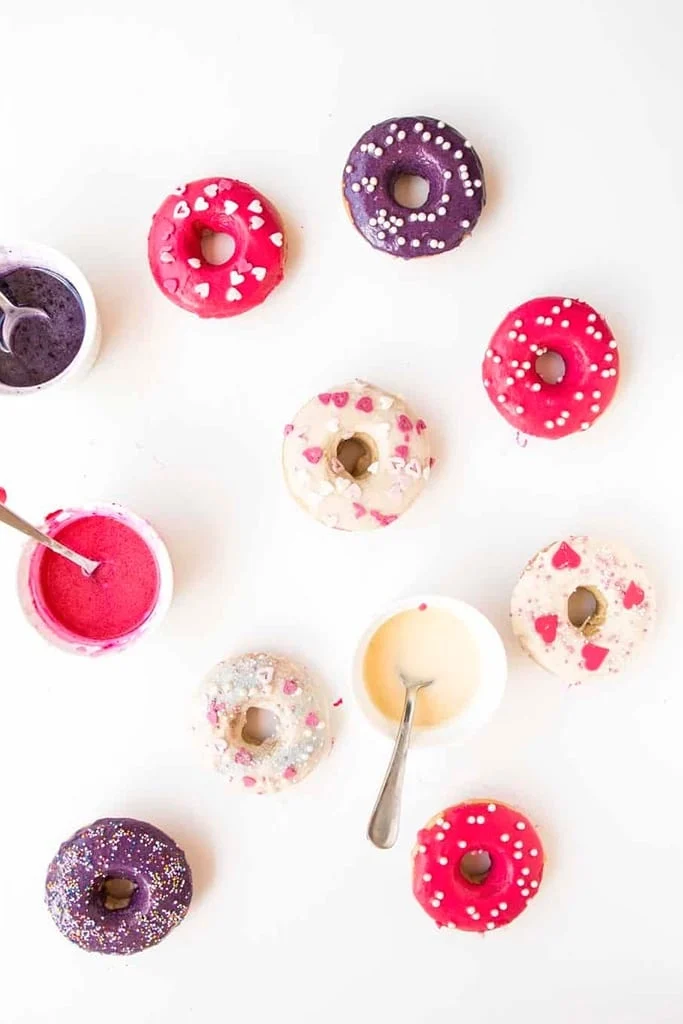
[[367, 672, 434, 849], [0, 502, 99, 576]]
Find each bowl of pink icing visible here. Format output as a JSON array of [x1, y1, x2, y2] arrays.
[[18, 503, 173, 655]]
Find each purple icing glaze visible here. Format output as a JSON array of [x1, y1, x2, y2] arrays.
[[342, 116, 485, 258], [45, 818, 192, 955]]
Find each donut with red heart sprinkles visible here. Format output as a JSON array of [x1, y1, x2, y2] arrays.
[[482, 296, 619, 438], [342, 116, 485, 258], [148, 178, 286, 318], [511, 536, 655, 684], [412, 801, 544, 932], [282, 379, 431, 531]]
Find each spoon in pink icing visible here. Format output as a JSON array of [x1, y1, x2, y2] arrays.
[[0, 503, 99, 576]]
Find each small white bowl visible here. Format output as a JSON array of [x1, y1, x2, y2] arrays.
[[352, 594, 507, 747], [17, 502, 173, 656], [0, 241, 100, 396]]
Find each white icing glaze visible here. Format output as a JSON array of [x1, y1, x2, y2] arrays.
[[282, 379, 431, 531], [511, 536, 655, 683], [195, 653, 330, 793]]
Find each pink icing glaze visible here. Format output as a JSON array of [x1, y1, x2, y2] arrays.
[[413, 801, 544, 932], [482, 296, 620, 438], [32, 514, 160, 642], [148, 177, 286, 318]]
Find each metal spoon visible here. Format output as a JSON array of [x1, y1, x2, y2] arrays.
[[0, 287, 50, 355], [367, 673, 434, 849], [0, 503, 100, 576]]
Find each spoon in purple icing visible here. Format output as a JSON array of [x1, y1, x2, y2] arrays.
[[0, 287, 49, 355]]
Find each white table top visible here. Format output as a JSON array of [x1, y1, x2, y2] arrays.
[[1, 1, 682, 1020]]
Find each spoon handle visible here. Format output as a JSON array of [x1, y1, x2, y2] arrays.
[[367, 687, 418, 849], [0, 504, 99, 576]]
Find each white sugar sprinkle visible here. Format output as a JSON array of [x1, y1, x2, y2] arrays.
[[487, 803, 497, 812], [438, 857, 448, 866], [516, 822, 526, 830], [467, 816, 476, 824], [423, 873, 432, 881], [500, 834, 510, 842], [514, 840, 523, 849]]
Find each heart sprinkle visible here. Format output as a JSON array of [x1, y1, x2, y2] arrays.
[[623, 581, 645, 609], [582, 643, 609, 672], [226, 287, 242, 301], [534, 615, 558, 644], [302, 447, 324, 465], [194, 283, 210, 299], [552, 542, 581, 570]]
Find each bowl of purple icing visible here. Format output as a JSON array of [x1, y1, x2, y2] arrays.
[[0, 242, 100, 395]]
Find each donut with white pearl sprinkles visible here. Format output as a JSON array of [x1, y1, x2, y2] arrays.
[[342, 116, 485, 257], [482, 297, 620, 438], [282, 380, 431, 531], [412, 801, 544, 933], [511, 536, 655, 684], [147, 177, 286, 317]]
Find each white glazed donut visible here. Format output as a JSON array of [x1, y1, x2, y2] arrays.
[[195, 653, 331, 793], [511, 536, 655, 683], [282, 380, 431, 531]]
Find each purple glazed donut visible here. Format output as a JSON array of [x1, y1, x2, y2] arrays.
[[342, 116, 485, 258], [45, 818, 192, 955]]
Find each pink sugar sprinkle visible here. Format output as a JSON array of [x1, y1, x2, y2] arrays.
[[356, 396, 374, 413], [0, 487, 6, 504], [284, 423, 294, 436], [395, 445, 409, 460], [416, 419, 427, 434], [305, 712, 319, 728], [234, 747, 253, 765], [206, 707, 219, 726], [243, 776, 257, 787], [333, 698, 343, 707], [397, 414, 413, 432], [283, 765, 297, 780], [283, 679, 298, 695], [418, 603, 428, 611]]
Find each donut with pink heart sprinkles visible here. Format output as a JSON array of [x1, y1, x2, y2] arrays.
[[195, 653, 331, 794], [282, 380, 432, 531], [511, 536, 655, 684], [482, 296, 619, 438], [148, 177, 285, 318]]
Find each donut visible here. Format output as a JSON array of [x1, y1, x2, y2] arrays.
[[196, 652, 331, 793], [45, 818, 192, 955], [482, 296, 620, 438], [282, 380, 431, 531], [511, 536, 655, 683], [148, 177, 286, 317], [412, 801, 544, 932], [342, 116, 485, 258]]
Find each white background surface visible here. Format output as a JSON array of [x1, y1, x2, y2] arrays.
[[1, 2, 682, 1021]]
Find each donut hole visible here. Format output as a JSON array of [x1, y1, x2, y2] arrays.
[[392, 173, 430, 209], [336, 434, 376, 478], [200, 230, 236, 266], [459, 850, 492, 885], [568, 585, 607, 636], [242, 706, 279, 746], [100, 876, 138, 911], [535, 350, 566, 385]]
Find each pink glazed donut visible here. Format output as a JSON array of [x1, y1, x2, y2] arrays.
[[148, 177, 286, 317], [413, 801, 544, 932], [482, 296, 620, 438]]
